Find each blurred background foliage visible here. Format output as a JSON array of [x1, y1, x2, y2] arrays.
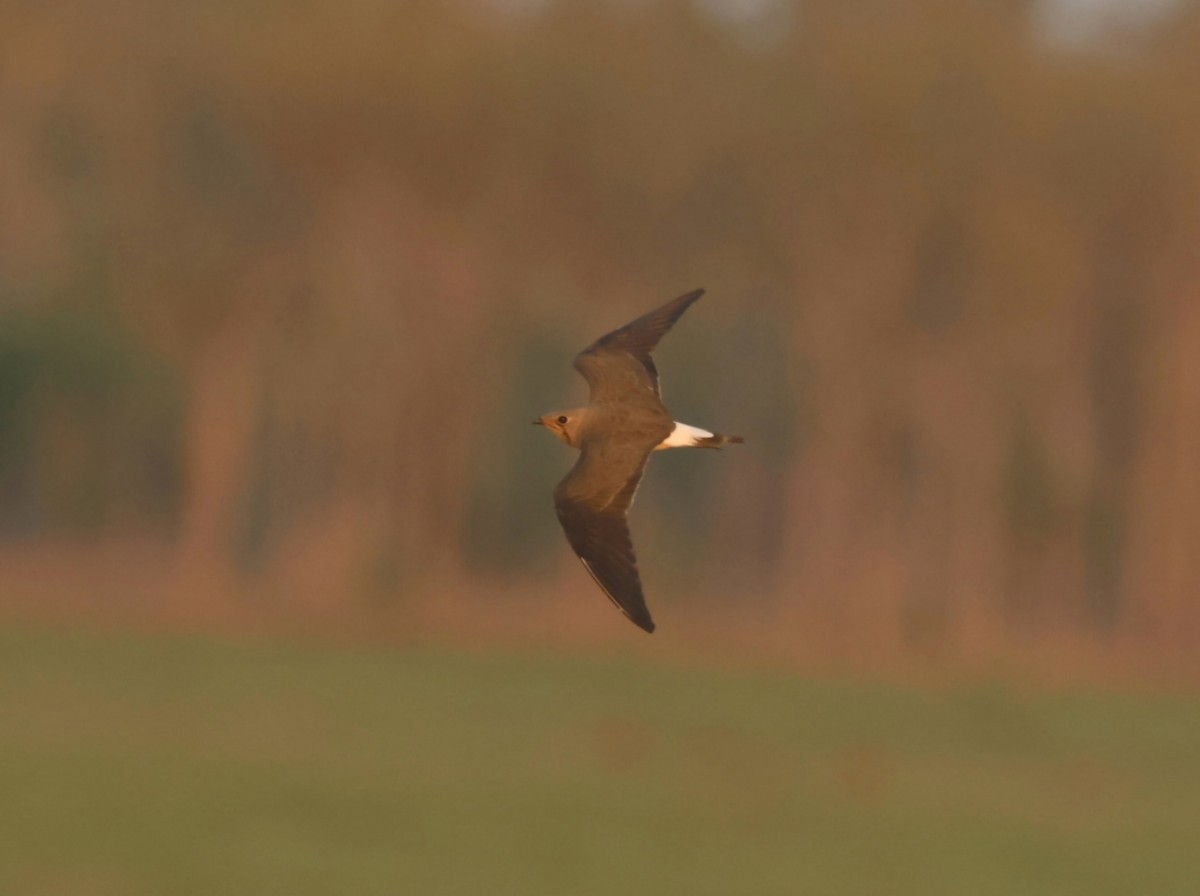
[[3, 0, 1200, 672]]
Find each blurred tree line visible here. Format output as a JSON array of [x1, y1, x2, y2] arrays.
[[2, 0, 1199, 659]]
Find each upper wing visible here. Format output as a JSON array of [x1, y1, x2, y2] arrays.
[[553, 436, 661, 633], [573, 288, 704, 403]]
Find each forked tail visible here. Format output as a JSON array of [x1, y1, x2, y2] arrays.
[[657, 422, 745, 450], [695, 432, 744, 449]]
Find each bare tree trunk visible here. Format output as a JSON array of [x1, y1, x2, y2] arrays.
[[172, 319, 261, 608], [1123, 281, 1200, 651]]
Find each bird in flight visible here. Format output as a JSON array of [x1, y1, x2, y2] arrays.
[[534, 289, 743, 633]]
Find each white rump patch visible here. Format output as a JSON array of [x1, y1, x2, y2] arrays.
[[657, 421, 714, 449]]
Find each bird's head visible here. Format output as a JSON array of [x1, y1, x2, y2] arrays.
[[533, 409, 586, 448]]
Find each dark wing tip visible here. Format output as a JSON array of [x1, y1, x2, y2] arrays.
[[587, 288, 707, 358], [556, 491, 658, 634], [608, 579, 655, 632], [574, 553, 657, 634]]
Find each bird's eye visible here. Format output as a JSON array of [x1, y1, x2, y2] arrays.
[[557, 415, 568, 425]]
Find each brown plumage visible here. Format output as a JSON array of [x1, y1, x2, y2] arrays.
[[534, 289, 743, 633]]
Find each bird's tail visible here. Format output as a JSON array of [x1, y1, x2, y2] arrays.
[[695, 433, 744, 449], [657, 422, 745, 450]]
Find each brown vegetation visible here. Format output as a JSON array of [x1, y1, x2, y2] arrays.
[[2, 1, 1199, 679]]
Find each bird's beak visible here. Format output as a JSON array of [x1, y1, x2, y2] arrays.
[[532, 418, 544, 426]]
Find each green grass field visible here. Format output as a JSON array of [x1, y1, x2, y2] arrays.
[[2, 624, 1198, 895]]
